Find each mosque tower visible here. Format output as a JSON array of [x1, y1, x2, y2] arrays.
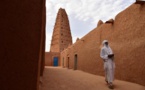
[[50, 8, 72, 52]]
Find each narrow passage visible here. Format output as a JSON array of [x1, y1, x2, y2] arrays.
[[40, 66, 145, 90]]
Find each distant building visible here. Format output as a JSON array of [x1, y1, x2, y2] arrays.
[[45, 8, 72, 66]]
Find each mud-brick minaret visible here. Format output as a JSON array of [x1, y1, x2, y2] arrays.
[[50, 8, 72, 52]]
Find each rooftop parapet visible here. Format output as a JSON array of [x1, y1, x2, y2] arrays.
[[105, 19, 114, 24], [135, 0, 145, 4], [97, 20, 103, 27]]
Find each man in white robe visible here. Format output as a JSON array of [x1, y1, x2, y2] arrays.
[[100, 40, 115, 89]]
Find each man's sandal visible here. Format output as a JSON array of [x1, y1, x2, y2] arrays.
[[108, 83, 114, 89]]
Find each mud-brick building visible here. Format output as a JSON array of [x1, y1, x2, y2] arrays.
[[0, 0, 46, 90], [45, 8, 72, 66], [60, 2, 145, 86]]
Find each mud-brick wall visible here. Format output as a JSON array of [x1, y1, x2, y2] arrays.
[[40, 0, 46, 77], [0, 0, 46, 90], [45, 52, 60, 66], [61, 3, 145, 86]]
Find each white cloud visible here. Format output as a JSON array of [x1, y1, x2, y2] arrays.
[[45, 32, 52, 52], [45, 0, 135, 51]]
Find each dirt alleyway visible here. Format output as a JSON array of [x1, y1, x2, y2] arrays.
[[40, 66, 145, 90]]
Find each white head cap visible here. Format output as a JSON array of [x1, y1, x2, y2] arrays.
[[102, 40, 108, 46]]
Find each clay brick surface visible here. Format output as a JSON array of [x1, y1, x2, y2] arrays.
[[0, 0, 46, 90], [50, 8, 72, 52], [97, 20, 103, 27], [105, 18, 114, 24], [61, 3, 145, 86], [40, 0, 46, 77], [46, 8, 72, 66], [45, 52, 60, 66]]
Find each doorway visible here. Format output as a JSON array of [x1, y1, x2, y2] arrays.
[[62, 57, 64, 68], [74, 54, 77, 70], [53, 57, 58, 66], [67, 57, 69, 69]]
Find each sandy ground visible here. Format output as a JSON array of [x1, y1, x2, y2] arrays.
[[40, 66, 145, 90]]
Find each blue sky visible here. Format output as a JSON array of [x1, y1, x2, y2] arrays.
[[45, 0, 135, 52]]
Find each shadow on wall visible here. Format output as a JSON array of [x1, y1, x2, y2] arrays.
[[0, 0, 46, 90]]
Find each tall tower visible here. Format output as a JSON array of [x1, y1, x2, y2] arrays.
[[50, 8, 72, 52]]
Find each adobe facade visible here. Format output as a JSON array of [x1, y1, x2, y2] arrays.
[[60, 3, 145, 86], [45, 8, 72, 66], [50, 8, 72, 52], [0, 0, 46, 90], [45, 52, 60, 66]]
